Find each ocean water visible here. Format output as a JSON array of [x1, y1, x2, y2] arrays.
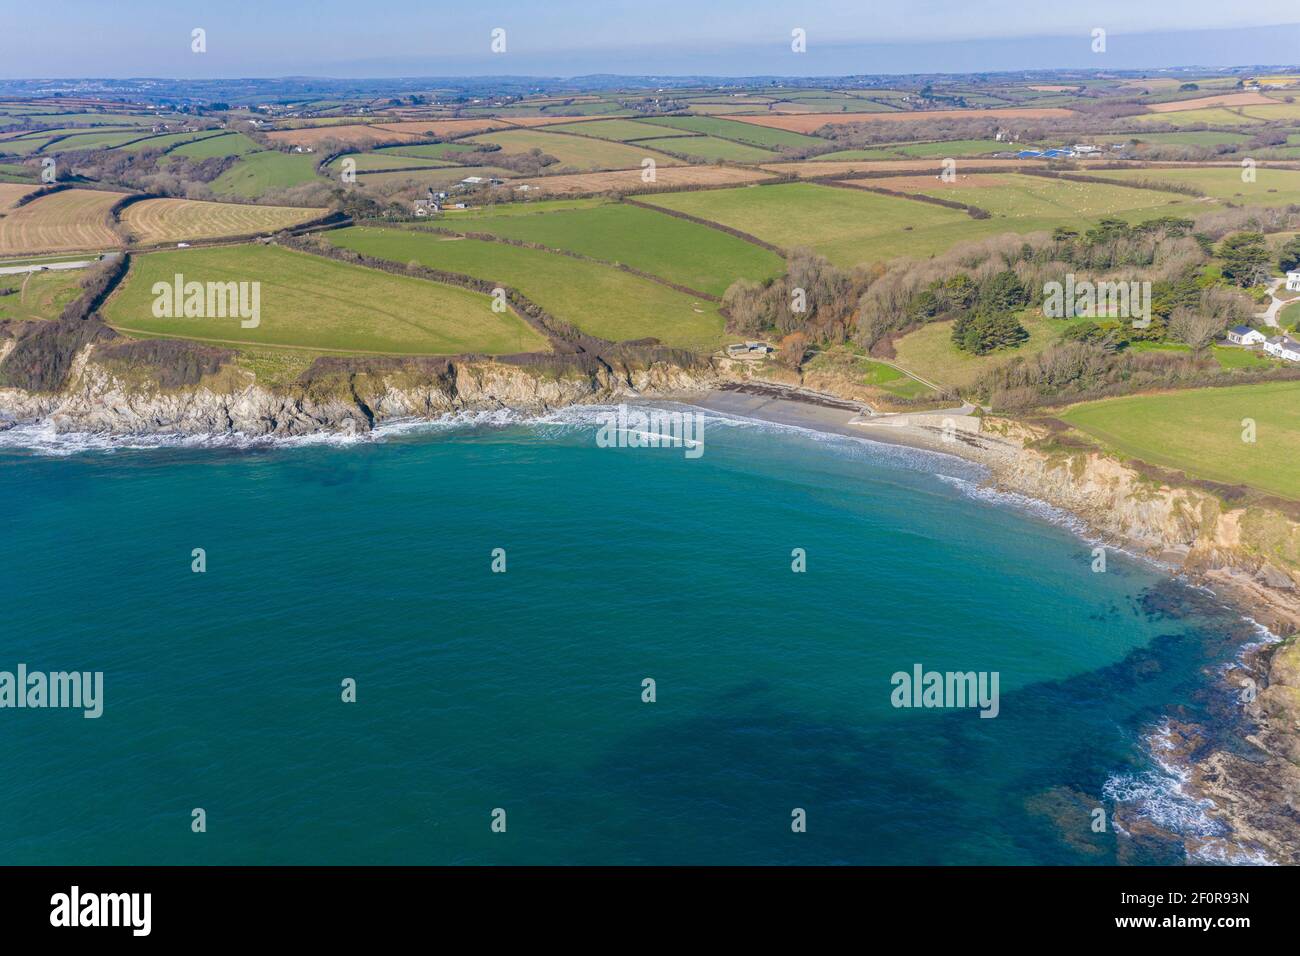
[[0, 406, 1269, 865]]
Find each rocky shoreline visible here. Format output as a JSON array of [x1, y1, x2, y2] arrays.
[[3, 346, 1298, 862]]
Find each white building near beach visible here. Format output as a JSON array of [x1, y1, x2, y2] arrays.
[[1264, 334, 1300, 362], [1226, 325, 1265, 346]]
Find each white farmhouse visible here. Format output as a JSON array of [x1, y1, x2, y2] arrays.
[[1263, 335, 1300, 362], [1226, 325, 1266, 346]]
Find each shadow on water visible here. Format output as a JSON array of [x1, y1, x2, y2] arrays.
[[482, 581, 1267, 865]]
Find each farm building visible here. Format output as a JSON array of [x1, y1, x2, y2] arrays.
[[1227, 325, 1266, 345], [726, 342, 774, 360], [1263, 335, 1300, 362]]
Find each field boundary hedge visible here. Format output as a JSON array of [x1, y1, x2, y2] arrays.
[[816, 178, 992, 218], [623, 197, 787, 255], [280, 234, 610, 355]]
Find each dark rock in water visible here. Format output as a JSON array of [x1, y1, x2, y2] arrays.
[[1113, 811, 1192, 865], [1024, 786, 1114, 859]]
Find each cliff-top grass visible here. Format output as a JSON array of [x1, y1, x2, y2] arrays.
[[326, 226, 728, 350], [1059, 380, 1300, 500], [102, 244, 549, 356]]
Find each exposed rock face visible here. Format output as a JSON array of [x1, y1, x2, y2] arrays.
[[975, 423, 1300, 862], [0, 349, 721, 437]]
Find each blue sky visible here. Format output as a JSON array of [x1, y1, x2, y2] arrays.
[[1, 0, 1298, 77]]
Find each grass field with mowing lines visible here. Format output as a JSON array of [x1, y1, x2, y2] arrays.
[[462, 128, 680, 170], [105, 245, 546, 355], [0, 188, 125, 255], [121, 198, 326, 244], [326, 226, 726, 350], [444, 199, 783, 296], [0, 182, 38, 209], [209, 151, 323, 198], [1059, 381, 1300, 499]]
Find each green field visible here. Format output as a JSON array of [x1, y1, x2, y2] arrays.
[[544, 119, 688, 142], [444, 199, 783, 295], [1130, 107, 1265, 127], [1212, 344, 1275, 369], [463, 129, 679, 170], [635, 115, 826, 149], [168, 132, 263, 159], [1060, 381, 1300, 499], [375, 142, 481, 161], [891, 313, 1065, 391], [1100, 130, 1254, 147], [633, 175, 1205, 266], [818, 139, 1010, 160], [209, 151, 323, 197], [47, 129, 150, 151], [345, 165, 516, 190], [0, 268, 83, 321], [638, 181, 974, 266], [1095, 166, 1300, 206], [326, 226, 726, 349], [118, 129, 229, 152], [104, 245, 547, 355], [634, 135, 778, 163], [1281, 300, 1300, 330], [329, 152, 455, 171], [902, 173, 1197, 219]]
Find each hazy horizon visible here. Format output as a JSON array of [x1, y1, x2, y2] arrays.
[[1, 0, 1298, 79]]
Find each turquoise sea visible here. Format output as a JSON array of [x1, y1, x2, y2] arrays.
[[0, 406, 1270, 864]]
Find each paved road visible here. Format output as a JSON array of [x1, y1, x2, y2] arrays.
[[1254, 277, 1292, 330], [0, 259, 95, 276]]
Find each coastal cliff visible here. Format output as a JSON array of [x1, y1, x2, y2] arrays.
[[0, 321, 720, 436], [975, 418, 1300, 862]]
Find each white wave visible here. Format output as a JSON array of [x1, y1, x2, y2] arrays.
[[1103, 730, 1226, 841], [1102, 721, 1278, 864]]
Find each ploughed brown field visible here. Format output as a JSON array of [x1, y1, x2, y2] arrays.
[[0, 187, 126, 255], [510, 164, 772, 195], [728, 107, 1076, 132], [1145, 91, 1279, 112]]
